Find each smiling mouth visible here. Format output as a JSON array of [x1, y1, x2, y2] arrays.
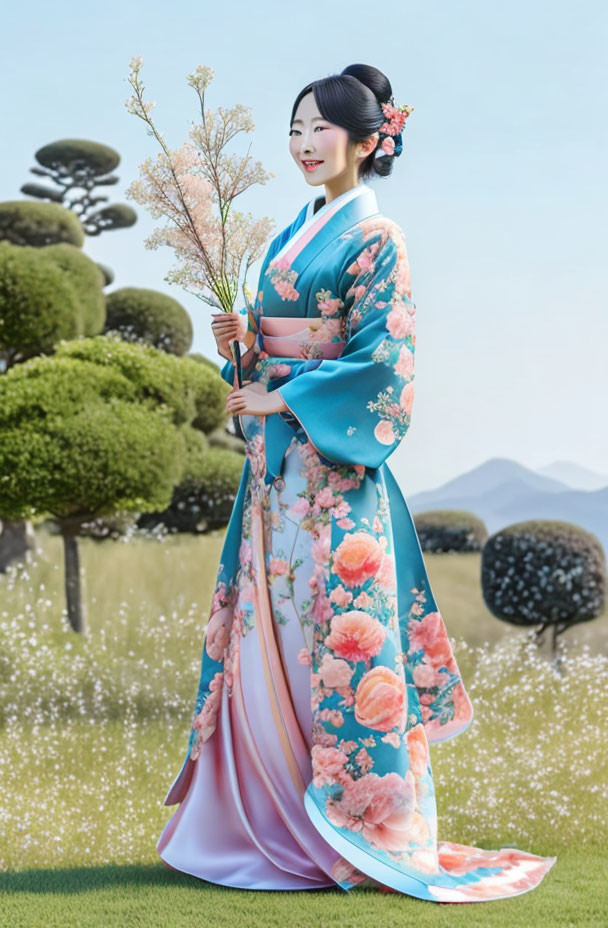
[[302, 160, 324, 170]]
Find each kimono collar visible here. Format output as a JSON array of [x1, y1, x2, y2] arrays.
[[271, 182, 380, 279], [302, 181, 378, 223]]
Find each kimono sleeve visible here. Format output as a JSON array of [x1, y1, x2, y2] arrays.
[[276, 224, 416, 469]]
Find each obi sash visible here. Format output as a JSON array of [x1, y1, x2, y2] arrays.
[[253, 317, 346, 484], [259, 315, 346, 360]]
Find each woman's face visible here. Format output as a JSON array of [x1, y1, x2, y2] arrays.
[[289, 91, 377, 191]]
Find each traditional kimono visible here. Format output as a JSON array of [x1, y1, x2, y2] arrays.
[[156, 182, 557, 901]]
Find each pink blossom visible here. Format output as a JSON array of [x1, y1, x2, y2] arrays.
[[268, 363, 292, 378], [336, 685, 355, 706], [325, 770, 416, 852], [289, 497, 310, 517], [386, 305, 412, 340], [355, 747, 374, 774], [238, 538, 252, 566], [412, 661, 440, 689], [332, 531, 384, 587], [312, 743, 345, 782], [375, 552, 397, 592], [311, 530, 331, 566], [273, 280, 299, 301], [268, 557, 288, 577], [351, 240, 380, 275], [395, 342, 414, 377], [190, 672, 224, 756], [325, 610, 386, 663], [332, 499, 350, 519], [381, 731, 402, 748], [318, 652, 355, 688], [355, 665, 407, 732], [353, 591, 374, 610], [407, 723, 429, 778], [317, 296, 344, 316], [319, 707, 345, 728], [374, 419, 396, 445], [408, 611, 453, 668], [315, 486, 336, 508], [400, 381, 415, 415], [329, 585, 353, 608]]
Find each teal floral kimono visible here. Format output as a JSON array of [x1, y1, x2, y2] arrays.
[[157, 183, 556, 901]]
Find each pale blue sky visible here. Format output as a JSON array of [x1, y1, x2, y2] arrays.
[[2, 0, 606, 493]]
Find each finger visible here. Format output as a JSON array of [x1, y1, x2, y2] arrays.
[[212, 322, 239, 332]]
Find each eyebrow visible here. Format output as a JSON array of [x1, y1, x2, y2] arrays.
[[291, 117, 327, 125]]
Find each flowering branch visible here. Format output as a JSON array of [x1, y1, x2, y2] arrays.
[[124, 56, 275, 318]]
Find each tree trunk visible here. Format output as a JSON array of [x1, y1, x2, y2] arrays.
[[62, 529, 87, 634]]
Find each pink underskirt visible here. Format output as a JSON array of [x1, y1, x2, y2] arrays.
[[156, 447, 343, 889]]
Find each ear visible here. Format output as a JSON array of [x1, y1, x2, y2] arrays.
[[359, 132, 379, 158]]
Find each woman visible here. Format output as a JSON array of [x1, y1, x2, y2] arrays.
[[156, 63, 557, 902]]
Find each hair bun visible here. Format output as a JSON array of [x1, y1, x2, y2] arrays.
[[341, 63, 392, 111]]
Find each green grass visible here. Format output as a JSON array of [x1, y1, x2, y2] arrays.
[[0, 525, 606, 925], [0, 850, 605, 928]]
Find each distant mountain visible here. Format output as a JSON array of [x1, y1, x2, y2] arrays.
[[537, 460, 608, 491], [406, 457, 608, 555]]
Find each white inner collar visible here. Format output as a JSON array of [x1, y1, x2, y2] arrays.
[[304, 181, 371, 221]]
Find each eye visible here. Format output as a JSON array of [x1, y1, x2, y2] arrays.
[[288, 126, 326, 136]]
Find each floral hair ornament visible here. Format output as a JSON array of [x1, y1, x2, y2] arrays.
[[375, 95, 414, 159]]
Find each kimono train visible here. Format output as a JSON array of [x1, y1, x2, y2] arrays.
[[156, 182, 557, 902]]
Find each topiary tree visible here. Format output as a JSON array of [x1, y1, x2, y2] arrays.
[[40, 243, 106, 335], [54, 334, 227, 433], [137, 427, 246, 534], [0, 347, 189, 633], [0, 199, 85, 247], [56, 335, 245, 537], [0, 241, 83, 369], [20, 139, 137, 236], [96, 262, 114, 286], [481, 519, 607, 662], [413, 510, 487, 553], [103, 286, 193, 355], [0, 230, 107, 565], [0, 334, 242, 631]]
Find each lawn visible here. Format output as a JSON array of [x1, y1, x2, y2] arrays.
[[0, 524, 606, 926]]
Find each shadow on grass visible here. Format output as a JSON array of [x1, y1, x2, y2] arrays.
[[0, 863, 342, 896]]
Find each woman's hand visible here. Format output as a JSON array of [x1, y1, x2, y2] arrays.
[[211, 312, 245, 361], [225, 380, 288, 417]]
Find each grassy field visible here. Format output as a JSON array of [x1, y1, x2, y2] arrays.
[[0, 524, 606, 926]]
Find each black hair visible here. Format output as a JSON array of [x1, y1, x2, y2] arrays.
[[289, 63, 398, 181]]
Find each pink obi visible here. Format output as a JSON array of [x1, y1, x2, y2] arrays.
[[259, 316, 346, 360]]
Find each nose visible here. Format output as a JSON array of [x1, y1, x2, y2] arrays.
[[300, 130, 317, 152]]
